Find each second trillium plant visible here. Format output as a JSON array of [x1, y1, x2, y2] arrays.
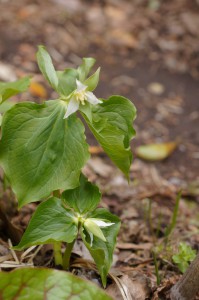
[[0, 46, 136, 287]]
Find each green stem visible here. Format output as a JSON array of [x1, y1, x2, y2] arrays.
[[62, 240, 76, 270], [164, 190, 181, 243], [53, 242, 63, 266], [153, 251, 161, 285]]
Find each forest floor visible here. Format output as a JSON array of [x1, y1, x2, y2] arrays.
[[0, 0, 199, 299]]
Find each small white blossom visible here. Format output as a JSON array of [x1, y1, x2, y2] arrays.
[[64, 79, 102, 119], [89, 219, 115, 228], [84, 218, 115, 246]]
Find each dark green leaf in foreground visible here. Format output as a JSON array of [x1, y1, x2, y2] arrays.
[[0, 100, 89, 207], [81, 208, 120, 287], [37, 46, 58, 91], [0, 268, 112, 300], [82, 95, 136, 177], [62, 174, 101, 214], [14, 198, 78, 250], [0, 77, 30, 103]]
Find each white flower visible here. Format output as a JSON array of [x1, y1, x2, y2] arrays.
[[84, 218, 115, 246], [64, 79, 102, 119]]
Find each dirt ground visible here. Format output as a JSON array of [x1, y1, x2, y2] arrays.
[[0, 0, 199, 299]]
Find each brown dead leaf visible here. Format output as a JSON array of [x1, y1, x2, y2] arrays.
[[107, 29, 138, 49], [29, 82, 47, 99], [87, 157, 113, 178], [89, 146, 104, 155], [106, 272, 151, 300], [117, 243, 153, 251]]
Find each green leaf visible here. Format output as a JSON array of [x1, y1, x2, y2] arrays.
[[0, 268, 113, 300], [0, 100, 16, 113], [78, 58, 96, 82], [84, 67, 100, 92], [82, 95, 136, 178], [81, 208, 120, 287], [0, 100, 16, 126], [37, 46, 58, 91], [0, 77, 30, 103], [14, 198, 78, 250], [0, 100, 90, 207], [172, 242, 196, 273], [57, 68, 78, 97], [62, 174, 101, 214]]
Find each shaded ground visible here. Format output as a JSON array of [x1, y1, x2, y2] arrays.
[[0, 0, 199, 299]]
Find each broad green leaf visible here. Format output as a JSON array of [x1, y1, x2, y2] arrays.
[[81, 208, 120, 287], [136, 141, 177, 161], [0, 100, 90, 207], [0, 100, 16, 126], [57, 68, 78, 97], [78, 58, 96, 82], [0, 100, 16, 113], [62, 174, 101, 214], [14, 198, 78, 250], [0, 77, 30, 103], [84, 67, 100, 92], [82, 95, 136, 178], [37, 46, 58, 91], [0, 268, 112, 300], [62, 175, 101, 214]]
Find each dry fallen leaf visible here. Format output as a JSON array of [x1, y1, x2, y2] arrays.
[[147, 82, 165, 95], [136, 142, 178, 161], [89, 146, 104, 155], [29, 82, 47, 99], [106, 272, 151, 300]]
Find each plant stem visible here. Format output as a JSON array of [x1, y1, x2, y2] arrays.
[[62, 240, 76, 270], [153, 251, 161, 285], [164, 190, 181, 243], [53, 242, 63, 266]]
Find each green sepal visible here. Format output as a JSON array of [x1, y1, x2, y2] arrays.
[[0, 77, 30, 103], [14, 198, 78, 250], [62, 174, 101, 214], [37, 46, 59, 91], [78, 58, 96, 82], [84, 67, 100, 92], [81, 208, 120, 287]]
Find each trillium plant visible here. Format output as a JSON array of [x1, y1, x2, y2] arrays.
[[0, 46, 136, 287]]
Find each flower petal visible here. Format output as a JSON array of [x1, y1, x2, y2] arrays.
[[91, 219, 115, 228], [86, 91, 102, 105], [63, 97, 79, 119], [76, 79, 87, 92], [84, 219, 106, 242]]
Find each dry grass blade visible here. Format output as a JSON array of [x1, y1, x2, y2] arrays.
[[70, 257, 98, 271], [0, 261, 33, 268], [8, 239, 19, 264], [109, 273, 132, 300], [0, 254, 13, 263], [20, 245, 38, 262]]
